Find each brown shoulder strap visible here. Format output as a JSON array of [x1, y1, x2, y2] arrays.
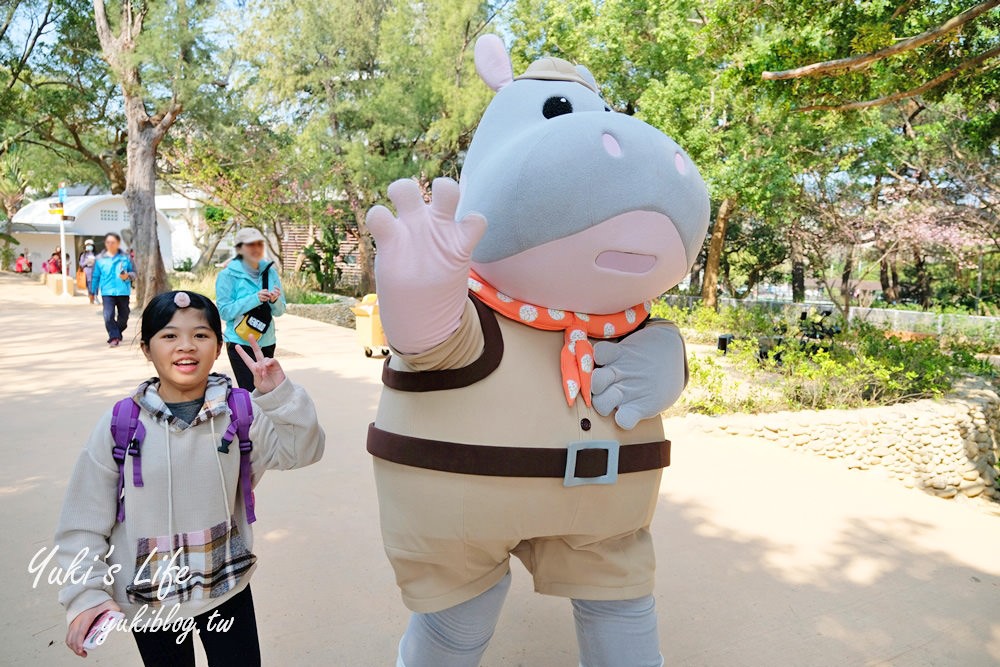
[[381, 294, 504, 392]]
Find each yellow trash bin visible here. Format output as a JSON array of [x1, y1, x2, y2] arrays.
[[351, 294, 390, 358]]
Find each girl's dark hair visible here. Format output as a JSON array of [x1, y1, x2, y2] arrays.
[[140, 291, 223, 346], [105, 232, 121, 242]]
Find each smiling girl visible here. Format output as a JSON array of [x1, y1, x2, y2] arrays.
[[53, 291, 325, 666]]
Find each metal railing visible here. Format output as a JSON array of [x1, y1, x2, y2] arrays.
[[848, 307, 1000, 338]]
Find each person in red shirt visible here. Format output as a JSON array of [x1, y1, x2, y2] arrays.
[[45, 248, 62, 274]]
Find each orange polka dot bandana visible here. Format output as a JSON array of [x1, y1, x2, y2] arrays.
[[469, 270, 650, 407]]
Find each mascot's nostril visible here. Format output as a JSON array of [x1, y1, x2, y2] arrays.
[[602, 133, 623, 158], [674, 151, 687, 175]]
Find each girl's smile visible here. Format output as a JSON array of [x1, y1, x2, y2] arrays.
[[172, 357, 202, 374]]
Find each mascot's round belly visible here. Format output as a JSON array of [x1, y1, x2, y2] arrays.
[[375, 311, 666, 449]]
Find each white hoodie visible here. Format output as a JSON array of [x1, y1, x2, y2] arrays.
[[53, 373, 325, 624]]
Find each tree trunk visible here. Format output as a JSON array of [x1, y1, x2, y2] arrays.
[[687, 247, 704, 294], [879, 251, 898, 303], [107, 159, 126, 195], [340, 176, 375, 296], [688, 265, 702, 295], [790, 233, 805, 302], [879, 255, 891, 301], [123, 121, 167, 307], [192, 220, 234, 272], [840, 243, 855, 319], [352, 205, 375, 296], [701, 196, 735, 309], [914, 250, 931, 309], [94, 0, 181, 309]]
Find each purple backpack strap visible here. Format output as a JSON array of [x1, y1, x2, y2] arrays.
[[221, 388, 256, 524], [110, 398, 146, 523]]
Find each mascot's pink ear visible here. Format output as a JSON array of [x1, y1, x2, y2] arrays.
[[475, 34, 514, 92]]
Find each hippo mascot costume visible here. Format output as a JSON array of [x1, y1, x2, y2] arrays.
[[365, 35, 710, 667]]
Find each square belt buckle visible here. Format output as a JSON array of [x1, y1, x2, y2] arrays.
[[563, 440, 620, 487]]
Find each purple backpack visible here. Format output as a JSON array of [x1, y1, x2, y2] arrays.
[[110, 388, 257, 524]]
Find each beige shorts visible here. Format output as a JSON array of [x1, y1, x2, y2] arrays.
[[373, 458, 662, 613]]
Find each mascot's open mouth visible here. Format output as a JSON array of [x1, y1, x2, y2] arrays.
[[595, 250, 657, 274]]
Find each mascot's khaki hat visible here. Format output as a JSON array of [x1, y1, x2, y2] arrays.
[[514, 57, 600, 94]]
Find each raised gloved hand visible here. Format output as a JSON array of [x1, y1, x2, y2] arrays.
[[590, 323, 688, 430], [366, 178, 488, 354]]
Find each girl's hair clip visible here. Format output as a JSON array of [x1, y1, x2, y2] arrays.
[[174, 292, 191, 308]]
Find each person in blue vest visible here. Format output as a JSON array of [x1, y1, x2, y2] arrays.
[[91, 233, 136, 347], [215, 227, 286, 390]]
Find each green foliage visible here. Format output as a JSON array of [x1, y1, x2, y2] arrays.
[[242, 0, 497, 198], [507, 0, 999, 312], [174, 257, 194, 272], [679, 316, 996, 415], [203, 206, 228, 225], [289, 290, 340, 305], [0, 236, 16, 270], [0, 148, 31, 270], [671, 303, 997, 415], [682, 354, 728, 415], [772, 327, 958, 410], [650, 301, 786, 344], [282, 273, 342, 304], [680, 340, 786, 415], [4, 0, 997, 315], [302, 221, 342, 293]]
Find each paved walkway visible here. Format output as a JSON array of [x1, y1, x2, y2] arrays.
[[2, 274, 999, 666]]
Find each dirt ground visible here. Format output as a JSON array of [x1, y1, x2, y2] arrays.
[[3, 274, 999, 666]]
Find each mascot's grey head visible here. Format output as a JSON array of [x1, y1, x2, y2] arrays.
[[458, 35, 710, 314]]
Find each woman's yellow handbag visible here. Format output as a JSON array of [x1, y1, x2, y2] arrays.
[[234, 262, 274, 341]]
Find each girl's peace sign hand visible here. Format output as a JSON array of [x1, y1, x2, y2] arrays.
[[235, 336, 286, 393]]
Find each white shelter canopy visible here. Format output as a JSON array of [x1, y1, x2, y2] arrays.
[[11, 194, 173, 271]]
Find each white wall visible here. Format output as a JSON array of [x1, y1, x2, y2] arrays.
[[13, 226, 173, 274], [12, 233, 69, 274], [163, 212, 200, 269], [157, 214, 174, 271]]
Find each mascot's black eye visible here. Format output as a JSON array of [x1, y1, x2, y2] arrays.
[[542, 96, 573, 119], [604, 105, 612, 112]]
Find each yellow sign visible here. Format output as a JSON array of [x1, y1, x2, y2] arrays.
[[48, 202, 63, 215]]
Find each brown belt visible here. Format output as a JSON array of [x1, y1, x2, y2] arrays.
[[367, 423, 670, 484]]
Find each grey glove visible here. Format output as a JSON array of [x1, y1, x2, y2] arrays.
[[591, 322, 688, 430]]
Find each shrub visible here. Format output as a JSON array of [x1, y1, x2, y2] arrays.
[[290, 291, 340, 304], [682, 354, 728, 415], [174, 257, 195, 272], [282, 273, 342, 304], [675, 339, 786, 415], [670, 308, 997, 415], [762, 323, 989, 410], [301, 221, 342, 293], [651, 301, 788, 344]]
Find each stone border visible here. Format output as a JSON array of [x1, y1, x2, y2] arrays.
[[286, 301, 357, 329], [698, 379, 1000, 501]]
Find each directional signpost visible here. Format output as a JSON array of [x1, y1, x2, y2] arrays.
[[55, 183, 69, 298]]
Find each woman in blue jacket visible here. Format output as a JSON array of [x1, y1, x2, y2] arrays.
[[215, 227, 286, 390]]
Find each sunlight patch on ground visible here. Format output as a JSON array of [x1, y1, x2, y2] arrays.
[[0, 476, 45, 496]]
